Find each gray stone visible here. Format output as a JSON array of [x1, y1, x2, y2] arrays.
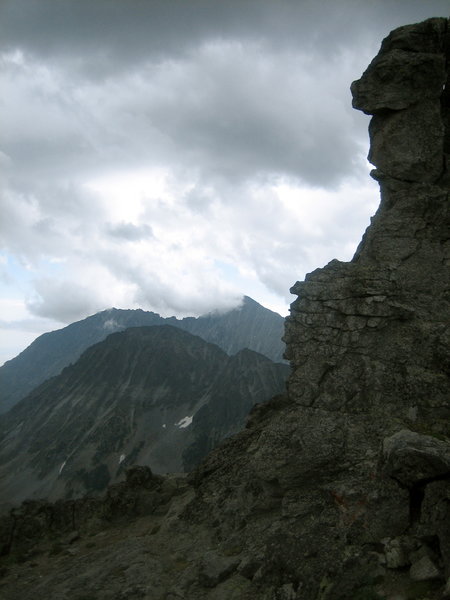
[[274, 583, 297, 599], [351, 17, 448, 185], [237, 555, 262, 580], [199, 552, 241, 588], [64, 530, 80, 545], [383, 536, 415, 569], [351, 49, 446, 113], [367, 100, 444, 182], [443, 576, 450, 598], [409, 555, 441, 581], [383, 430, 450, 487], [408, 544, 438, 565]]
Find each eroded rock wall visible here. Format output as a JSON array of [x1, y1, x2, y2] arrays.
[[286, 16, 449, 428], [187, 17, 450, 599]]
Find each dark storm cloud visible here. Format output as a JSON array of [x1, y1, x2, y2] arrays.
[[2, 0, 449, 191], [3, 0, 448, 71], [1, 0, 361, 69], [1, 31, 364, 190]]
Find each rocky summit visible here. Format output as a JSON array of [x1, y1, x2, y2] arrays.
[[0, 18, 449, 600]]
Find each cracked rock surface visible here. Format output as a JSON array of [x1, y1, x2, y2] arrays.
[[0, 17, 449, 600]]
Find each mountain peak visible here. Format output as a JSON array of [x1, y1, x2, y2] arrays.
[[0, 323, 288, 505], [0, 297, 285, 413]]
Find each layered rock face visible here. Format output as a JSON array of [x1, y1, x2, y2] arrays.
[[187, 17, 450, 598], [0, 18, 449, 600], [286, 17, 449, 427]]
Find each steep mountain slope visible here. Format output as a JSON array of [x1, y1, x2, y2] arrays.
[[0, 325, 288, 507], [0, 296, 285, 413], [0, 18, 449, 600], [0, 308, 166, 414], [177, 296, 285, 363], [183, 348, 288, 471]]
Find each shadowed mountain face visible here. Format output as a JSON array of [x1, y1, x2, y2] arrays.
[[0, 325, 289, 507], [178, 296, 285, 363], [0, 296, 285, 414], [182, 348, 287, 472], [1, 18, 449, 600]]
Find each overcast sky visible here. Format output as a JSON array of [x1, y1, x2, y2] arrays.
[[1, 0, 449, 365]]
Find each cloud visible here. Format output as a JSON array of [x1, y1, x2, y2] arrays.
[[106, 222, 154, 242], [1, 37, 365, 191], [26, 277, 109, 323], [3, 1, 448, 74], [0, 183, 103, 265], [1, 0, 449, 361]]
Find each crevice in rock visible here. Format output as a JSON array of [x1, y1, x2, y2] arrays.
[[440, 20, 450, 182], [423, 533, 442, 560], [407, 471, 450, 525], [0, 515, 16, 557], [409, 484, 425, 525]]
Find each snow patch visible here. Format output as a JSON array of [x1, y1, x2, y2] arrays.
[[59, 461, 66, 475], [119, 454, 126, 464], [175, 416, 193, 429]]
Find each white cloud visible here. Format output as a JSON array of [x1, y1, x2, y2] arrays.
[[1, 0, 448, 362], [0, 298, 62, 366]]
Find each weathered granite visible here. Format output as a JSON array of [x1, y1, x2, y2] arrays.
[[351, 17, 448, 183], [383, 429, 450, 487]]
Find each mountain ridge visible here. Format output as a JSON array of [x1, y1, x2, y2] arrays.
[[0, 324, 289, 507], [0, 296, 286, 413]]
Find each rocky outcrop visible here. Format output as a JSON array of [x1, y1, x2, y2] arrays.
[[0, 466, 172, 559], [351, 18, 449, 185], [0, 18, 449, 600], [186, 17, 450, 598]]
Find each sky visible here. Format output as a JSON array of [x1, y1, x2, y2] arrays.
[[1, 0, 449, 366]]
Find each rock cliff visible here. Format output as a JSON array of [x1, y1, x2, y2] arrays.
[[0, 18, 449, 600]]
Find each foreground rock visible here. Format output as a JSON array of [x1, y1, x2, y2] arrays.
[[0, 17, 449, 600]]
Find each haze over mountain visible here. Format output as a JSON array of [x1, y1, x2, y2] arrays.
[[0, 296, 285, 414], [0, 324, 289, 507]]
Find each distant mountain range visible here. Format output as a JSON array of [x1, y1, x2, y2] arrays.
[[0, 296, 286, 414], [0, 325, 289, 507]]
